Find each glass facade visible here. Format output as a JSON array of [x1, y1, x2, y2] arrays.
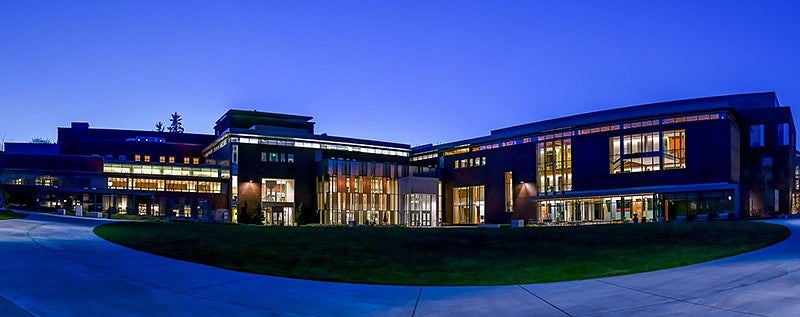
[[610, 130, 685, 173], [104, 163, 222, 178], [262, 179, 295, 202], [403, 193, 436, 226], [538, 195, 657, 223], [317, 160, 408, 225], [106, 177, 221, 194], [663, 130, 686, 170], [453, 185, 485, 224], [537, 139, 572, 194], [505, 171, 513, 212]]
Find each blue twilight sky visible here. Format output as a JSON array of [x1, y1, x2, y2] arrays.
[[1, 0, 800, 147]]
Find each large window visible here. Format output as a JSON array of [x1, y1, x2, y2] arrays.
[[537, 139, 571, 194], [404, 194, 436, 226], [750, 125, 764, 147], [609, 130, 684, 173], [453, 185, 485, 224], [454, 157, 486, 169], [108, 177, 127, 189], [610, 132, 661, 173], [663, 130, 686, 169], [505, 171, 513, 212], [35, 176, 59, 187], [262, 179, 294, 202], [778, 123, 790, 146]]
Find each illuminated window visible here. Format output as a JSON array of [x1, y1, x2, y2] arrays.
[[663, 130, 686, 169], [168, 156, 175, 164], [144, 155, 151, 163], [280, 153, 286, 162], [453, 186, 485, 224], [108, 177, 128, 189], [159, 156, 165, 163], [261, 152, 267, 162], [131, 178, 164, 191], [165, 180, 194, 192], [537, 138, 572, 194], [262, 179, 295, 202], [232, 145, 239, 164], [135, 155, 141, 162], [197, 181, 221, 193], [270, 152, 278, 162], [183, 157, 190, 164], [287, 153, 294, 163], [610, 132, 661, 173], [505, 171, 513, 212], [35, 176, 59, 187], [193, 158, 199, 164]]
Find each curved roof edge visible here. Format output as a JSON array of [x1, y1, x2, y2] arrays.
[[420, 92, 779, 152]]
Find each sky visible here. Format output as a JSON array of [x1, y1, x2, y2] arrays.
[[1, 0, 800, 147]]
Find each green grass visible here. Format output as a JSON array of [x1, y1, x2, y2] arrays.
[[0, 209, 26, 220], [94, 221, 790, 285]]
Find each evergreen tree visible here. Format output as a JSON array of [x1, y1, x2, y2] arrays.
[[168, 112, 184, 133], [155, 121, 164, 132]]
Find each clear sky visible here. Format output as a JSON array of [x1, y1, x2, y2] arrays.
[[1, 0, 799, 147]]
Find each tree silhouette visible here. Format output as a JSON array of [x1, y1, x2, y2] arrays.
[[155, 121, 164, 132], [168, 112, 184, 133]]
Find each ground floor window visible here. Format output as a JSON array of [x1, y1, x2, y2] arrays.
[[263, 204, 294, 226], [538, 194, 656, 223], [663, 190, 734, 220], [402, 193, 437, 227], [453, 185, 485, 224], [536, 189, 734, 223]]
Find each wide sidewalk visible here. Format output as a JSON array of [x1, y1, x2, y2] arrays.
[[1, 212, 799, 316]]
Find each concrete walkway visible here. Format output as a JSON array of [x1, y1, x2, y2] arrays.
[[1, 212, 799, 316]]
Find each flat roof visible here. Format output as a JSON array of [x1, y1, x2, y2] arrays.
[[421, 92, 778, 152]]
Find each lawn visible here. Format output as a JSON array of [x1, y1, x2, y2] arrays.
[[0, 209, 26, 220], [94, 221, 789, 285]]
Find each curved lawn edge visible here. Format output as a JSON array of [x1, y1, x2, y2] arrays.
[[94, 221, 790, 286]]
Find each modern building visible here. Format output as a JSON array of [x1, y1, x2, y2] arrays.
[[1, 92, 797, 226], [203, 110, 439, 226], [412, 92, 795, 224]]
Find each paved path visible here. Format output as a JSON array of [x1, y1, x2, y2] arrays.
[[1, 212, 799, 316]]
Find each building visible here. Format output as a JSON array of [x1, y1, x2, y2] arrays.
[[412, 92, 795, 224], [0, 122, 228, 220], [203, 110, 439, 226], [0, 92, 797, 225]]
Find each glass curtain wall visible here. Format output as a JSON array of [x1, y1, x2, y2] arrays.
[[610, 129, 685, 173], [261, 178, 295, 226], [663, 130, 686, 169], [538, 194, 657, 223], [453, 185, 485, 224], [537, 139, 572, 194], [317, 160, 401, 225], [403, 193, 436, 226]]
